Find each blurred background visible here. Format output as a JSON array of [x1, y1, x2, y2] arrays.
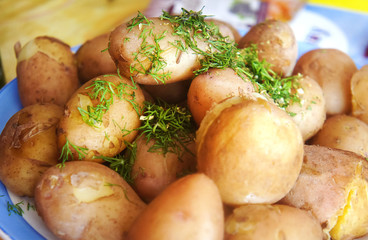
[[1, 0, 367, 88]]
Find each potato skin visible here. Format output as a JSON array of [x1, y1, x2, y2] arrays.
[[309, 114, 368, 158], [126, 173, 224, 240], [225, 204, 324, 240], [196, 95, 304, 205], [187, 68, 254, 126], [351, 65, 368, 124], [16, 36, 79, 107], [75, 33, 117, 83], [34, 161, 146, 240], [292, 48, 357, 115], [280, 145, 368, 240], [0, 103, 63, 197], [238, 19, 298, 76], [57, 74, 145, 162]]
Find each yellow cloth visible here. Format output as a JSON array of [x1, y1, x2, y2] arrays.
[[309, 0, 368, 12], [0, 0, 150, 83]]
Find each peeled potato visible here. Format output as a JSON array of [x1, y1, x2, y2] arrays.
[[225, 204, 324, 240], [126, 173, 224, 240], [351, 65, 368, 124], [196, 94, 304, 205], [280, 145, 368, 240]]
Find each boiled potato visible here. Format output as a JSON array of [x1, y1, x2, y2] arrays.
[[225, 204, 324, 240], [15, 36, 79, 107], [238, 19, 298, 76], [310, 114, 368, 158], [187, 68, 255, 126], [196, 94, 304, 205], [57, 74, 145, 162], [75, 33, 117, 83], [126, 173, 224, 240], [206, 18, 241, 43], [131, 134, 196, 202], [286, 75, 326, 141], [292, 48, 357, 115], [280, 145, 368, 240], [351, 65, 368, 124], [0, 103, 63, 197], [35, 161, 146, 240]]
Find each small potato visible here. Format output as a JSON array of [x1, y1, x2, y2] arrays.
[[196, 94, 304, 205], [225, 204, 324, 240], [15, 36, 79, 107], [75, 33, 117, 83], [286, 75, 326, 141], [292, 48, 357, 115], [126, 173, 224, 240], [187, 68, 255, 126], [57, 74, 145, 162], [238, 19, 298, 76], [351, 65, 368, 124], [131, 134, 196, 202], [0, 103, 63, 197], [35, 161, 146, 240], [309, 114, 368, 158], [280, 145, 368, 240], [206, 18, 241, 43]]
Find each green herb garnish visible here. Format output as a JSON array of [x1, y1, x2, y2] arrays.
[[7, 201, 24, 216], [58, 138, 88, 167]]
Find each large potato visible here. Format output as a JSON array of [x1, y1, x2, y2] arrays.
[[292, 48, 357, 115], [225, 204, 324, 240], [126, 173, 224, 240], [35, 161, 146, 240], [286, 75, 326, 141], [75, 33, 117, 83], [238, 19, 298, 76], [280, 145, 368, 240], [0, 103, 63, 197], [309, 114, 368, 158], [15, 36, 79, 107], [351, 65, 368, 124], [57, 74, 145, 162], [187, 68, 255, 126], [196, 94, 304, 205]]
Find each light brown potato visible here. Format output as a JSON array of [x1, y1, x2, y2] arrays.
[[309, 114, 368, 158], [206, 18, 241, 43], [126, 173, 224, 240], [351, 65, 368, 124], [286, 75, 326, 141], [131, 134, 197, 202], [57, 74, 145, 162], [238, 19, 298, 76], [75, 33, 117, 83], [292, 48, 357, 115], [0, 103, 63, 197], [225, 204, 324, 240], [187, 68, 255, 126], [35, 161, 146, 240], [15, 36, 79, 107], [280, 145, 368, 240], [196, 94, 304, 205]]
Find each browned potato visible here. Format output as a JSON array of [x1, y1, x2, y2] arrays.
[[309, 114, 368, 158], [292, 48, 358, 115], [225, 204, 324, 240], [75, 33, 117, 83], [15, 36, 80, 107], [286, 75, 326, 141], [131, 134, 196, 202], [0, 103, 63, 197], [126, 173, 224, 240], [351, 65, 368, 124], [238, 19, 298, 76], [280, 145, 368, 240], [196, 94, 304, 205], [187, 68, 255, 126], [35, 161, 146, 240], [57, 74, 145, 162]]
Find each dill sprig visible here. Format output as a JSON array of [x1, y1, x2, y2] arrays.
[[7, 201, 24, 216], [58, 138, 88, 167], [138, 100, 196, 157]]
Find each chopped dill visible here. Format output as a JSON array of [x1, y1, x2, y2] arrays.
[[7, 201, 24, 216], [58, 138, 88, 167]]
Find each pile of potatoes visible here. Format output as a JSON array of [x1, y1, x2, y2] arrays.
[[1, 9, 368, 240]]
